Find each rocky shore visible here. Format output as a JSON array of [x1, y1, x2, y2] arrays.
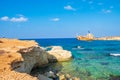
[[95, 36, 120, 40], [0, 38, 77, 80]]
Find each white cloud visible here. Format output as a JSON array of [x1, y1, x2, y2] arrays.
[[0, 15, 28, 22], [1, 16, 9, 21], [64, 5, 76, 11], [105, 10, 111, 13], [102, 9, 112, 14], [10, 17, 28, 22], [51, 18, 60, 22]]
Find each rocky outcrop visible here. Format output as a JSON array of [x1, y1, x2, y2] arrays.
[[0, 38, 73, 80], [47, 46, 72, 62], [17, 46, 48, 73], [0, 38, 48, 80]]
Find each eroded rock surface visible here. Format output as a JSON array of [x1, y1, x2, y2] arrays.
[[47, 46, 72, 62], [0, 38, 48, 80]]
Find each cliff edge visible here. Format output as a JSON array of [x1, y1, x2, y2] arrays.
[[0, 38, 48, 80]]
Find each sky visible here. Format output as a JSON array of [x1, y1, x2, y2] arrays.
[[0, 0, 120, 39]]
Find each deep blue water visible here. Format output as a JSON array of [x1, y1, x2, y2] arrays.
[[26, 38, 120, 80]]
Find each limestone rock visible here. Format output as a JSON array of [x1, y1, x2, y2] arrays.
[[44, 71, 56, 78], [59, 74, 66, 80], [0, 38, 48, 80], [38, 74, 53, 80], [47, 46, 72, 62], [17, 46, 48, 73], [0, 71, 38, 80], [57, 73, 80, 80]]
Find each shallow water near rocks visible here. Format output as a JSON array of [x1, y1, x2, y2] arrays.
[[28, 38, 120, 80]]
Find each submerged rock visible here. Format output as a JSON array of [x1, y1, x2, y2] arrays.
[[100, 62, 109, 65], [47, 46, 72, 62], [58, 73, 80, 80], [109, 75, 120, 80], [44, 71, 56, 78], [38, 74, 52, 80], [59, 74, 66, 80]]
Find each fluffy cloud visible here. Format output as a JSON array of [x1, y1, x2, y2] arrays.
[[105, 10, 111, 13], [1, 16, 9, 21], [64, 5, 76, 11], [51, 18, 60, 22], [102, 9, 112, 14], [0, 15, 28, 22], [10, 17, 28, 22]]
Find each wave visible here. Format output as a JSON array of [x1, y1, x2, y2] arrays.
[[72, 46, 84, 50], [110, 53, 120, 56]]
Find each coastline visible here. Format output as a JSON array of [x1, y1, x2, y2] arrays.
[[0, 38, 75, 80], [95, 36, 120, 40], [1, 38, 120, 80], [77, 34, 120, 41]]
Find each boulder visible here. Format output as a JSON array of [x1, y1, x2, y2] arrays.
[[58, 73, 80, 80], [37, 74, 53, 80], [44, 71, 56, 78], [59, 74, 66, 80], [47, 46, 72, 62], [17, 46, 48, 73]]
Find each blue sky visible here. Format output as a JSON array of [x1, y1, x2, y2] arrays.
[[0, 0, 120, 38]]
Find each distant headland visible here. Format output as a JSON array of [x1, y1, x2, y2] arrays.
[[76, 31, 120, 41]]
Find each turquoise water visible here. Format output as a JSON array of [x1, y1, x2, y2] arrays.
[[30, 38, 120, 80]]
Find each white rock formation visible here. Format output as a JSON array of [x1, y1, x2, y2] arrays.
[[16, 46, 48, 73], [47, 46, 72, 62]]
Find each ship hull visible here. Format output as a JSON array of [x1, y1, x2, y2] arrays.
[[77, 36, 93, 41]]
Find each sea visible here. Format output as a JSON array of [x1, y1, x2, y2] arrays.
[[26, 38, 120, 80]]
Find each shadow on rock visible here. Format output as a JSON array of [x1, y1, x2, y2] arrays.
[[109, 75, 120, 80]]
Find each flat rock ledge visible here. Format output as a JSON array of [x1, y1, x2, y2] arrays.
[[0, 38, 72, 80], [47, 46, 72, 62]]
